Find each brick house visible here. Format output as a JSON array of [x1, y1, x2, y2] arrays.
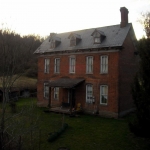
[[34, 7, 137, 118]]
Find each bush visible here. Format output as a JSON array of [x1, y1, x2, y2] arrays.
[[129, 122, 150, 138]]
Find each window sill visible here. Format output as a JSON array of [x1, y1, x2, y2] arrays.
[[86, 72, 93, 74], [100, 103, 107, 106], [100, 73, 108, 75]]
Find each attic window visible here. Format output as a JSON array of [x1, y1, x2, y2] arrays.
[[93, 32, 101, 44], [49, 33, 61, 49], [70, 36, 76, 46], [68, 33, 81, 47], [91, 29, 106, 44], [50, 40, 55, 49]]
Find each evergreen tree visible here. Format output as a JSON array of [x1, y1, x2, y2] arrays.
[[131, 38, 150, 137]]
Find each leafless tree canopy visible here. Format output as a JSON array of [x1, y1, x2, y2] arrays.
[[139, 12, 150, 38], [0, 28, 43, 150]]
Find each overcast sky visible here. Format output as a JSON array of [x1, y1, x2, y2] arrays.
[[0, 0, 150, 39]]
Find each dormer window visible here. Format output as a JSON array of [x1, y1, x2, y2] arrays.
[[91, 29, 106, 44], [50, 40, 55, 49], [70, 36, 76, 46], [49, 33, 61, 49], [68, 33, 81, 47]]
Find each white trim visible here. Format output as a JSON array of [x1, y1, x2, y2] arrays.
[[44, 58, 50, 73], [100, 55, 108, 74], [100, 85, 108, 105], [44, 83, 49, 99], [54, 87, 59, 100], [86, 84, 93, 103], [69, 57, 76, 73], [86, 56, 93, 74], [54, 58, 60, 73]]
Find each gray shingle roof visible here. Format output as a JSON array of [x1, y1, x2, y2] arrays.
[[34, 23, 132, 54]]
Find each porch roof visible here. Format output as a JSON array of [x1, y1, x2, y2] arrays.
[[48, 78, 85, 88]]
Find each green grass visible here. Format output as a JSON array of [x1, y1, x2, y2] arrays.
[[3, 98, 150, 150]]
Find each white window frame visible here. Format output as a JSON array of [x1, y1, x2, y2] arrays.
[[69, 57, 75, 73], [54, 58, 60, 73], [54, 87, 59, 100], [100, 55, 108, 74], [86, 56, 93, 74], [100, 85, 108, 105], [44, 58, 50, 73], [44, 83, 49, 99], [86, 84, 93, 103]]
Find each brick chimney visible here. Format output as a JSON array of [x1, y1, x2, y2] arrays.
[[120, 7, 129, 28]]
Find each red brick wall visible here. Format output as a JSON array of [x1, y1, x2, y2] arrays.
[[37, 50, 120, 117], [118, 30, 138, 116]]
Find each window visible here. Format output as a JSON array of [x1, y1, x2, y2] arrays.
[[54, 58, 60, 73], [86, 56, 93, 73], [69, 57, 75, 73], [44, 83, 49, 99], [101, 56, 108, 73], [70, 36, 76, 46], [94, 37, 100, 43], [44, 58, 50, 73], [50, 40, 55, 49], [100, 85, 108, 105], [94, 32, 101, 44], [54, 87, 59, 99], [86, 84, 93, 103]]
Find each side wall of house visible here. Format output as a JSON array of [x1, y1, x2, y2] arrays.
[[37, 51, 120, 117], [118, 30, 138, 117]]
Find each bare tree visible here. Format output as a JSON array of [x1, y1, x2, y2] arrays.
[[139, 12, 150, 38], [0, 28, 42, 150]]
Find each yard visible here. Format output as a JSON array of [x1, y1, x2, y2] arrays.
[[2, 98, 150, 150]]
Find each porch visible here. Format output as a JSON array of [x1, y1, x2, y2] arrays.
[[48, 78, 85, 112], [49, 106, 70, 114]]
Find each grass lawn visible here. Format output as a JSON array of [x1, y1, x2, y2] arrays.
[[3, 98, 150, 150]]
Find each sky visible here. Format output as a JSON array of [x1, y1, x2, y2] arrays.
[[0, 0, 150, 39]]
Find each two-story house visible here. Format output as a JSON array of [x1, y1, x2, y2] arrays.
[[34, 7, 137, 118]]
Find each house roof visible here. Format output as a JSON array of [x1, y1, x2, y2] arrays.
[[34, 23, 134, 54], [48, 78, 85, 88]]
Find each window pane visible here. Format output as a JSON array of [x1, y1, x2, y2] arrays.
[[44, 59, 50, 73], [44, 83, 49, 99], [100, 85, 108, 104], [54, 87, 59, 99], [95, 38, 100, 43], [86, 85, 93, 103], [101, 56, 108, 73], [70, 57, 75, 73], [86, 57, 93, 73]]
